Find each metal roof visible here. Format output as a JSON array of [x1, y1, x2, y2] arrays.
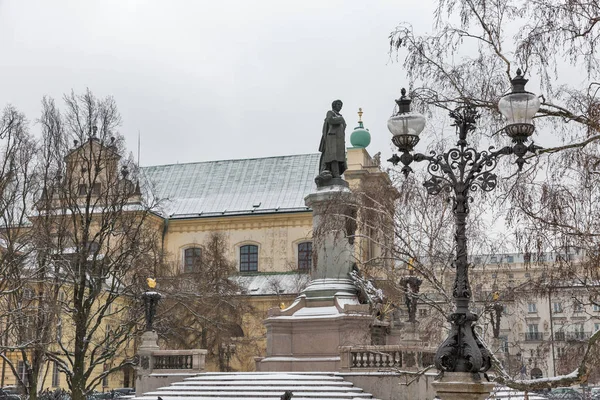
[[141, 153, 320, 219]]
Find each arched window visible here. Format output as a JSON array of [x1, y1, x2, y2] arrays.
[[298, 242, 312, 271], [184, 247, 202, 273], [240, 245, 258, 272]]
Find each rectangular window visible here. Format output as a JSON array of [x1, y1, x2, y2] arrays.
[[574, 301, 583, 313], [507, 255, 514, 263], [184, 247, 202, 273], [91, 183, 101, 196], [17, 361, 27, 385], [595, 323, 600, 332], [240, 245, 258, 272], [490, 256, 498, 263], [52, 362, 60, 387], [78, 184, 87, 196], [594, 304, 600, 312], [526, 324, 541, 341], [102, 364, 109, 387], [297, 242, 312, 271], [573, 324, 585, 340], [499, 336, 509, 353], [553, 302, 563, 313], [528, 303, 537, 313]]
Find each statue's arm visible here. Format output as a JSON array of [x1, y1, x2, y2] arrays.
[[326, 111, 345, 125]]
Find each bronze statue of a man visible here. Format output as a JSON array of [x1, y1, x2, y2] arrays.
[[319, 100, 347, 179]]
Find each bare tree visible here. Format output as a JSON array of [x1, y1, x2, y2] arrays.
[[157, 232, 253, 371], [26, 90, 161, 400]]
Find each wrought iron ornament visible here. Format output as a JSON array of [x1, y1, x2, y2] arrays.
[[389, 106, 541, 373]]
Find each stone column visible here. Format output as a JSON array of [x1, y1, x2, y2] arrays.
[[302, 184, 357, 304], [432, 372, 495, 400]]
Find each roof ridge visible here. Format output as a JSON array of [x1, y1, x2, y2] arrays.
[[141, 152, 320, 169]]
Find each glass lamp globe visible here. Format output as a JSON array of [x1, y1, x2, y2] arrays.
[[498, 69, 541, 138], [388, 89, 426, 151]]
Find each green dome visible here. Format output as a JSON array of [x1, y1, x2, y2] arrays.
[[350, 124, 371, 148]]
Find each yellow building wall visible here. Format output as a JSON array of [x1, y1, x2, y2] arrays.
[[163, 213, 313, 274]]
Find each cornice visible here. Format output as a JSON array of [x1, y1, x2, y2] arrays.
[[167, 211, 312, 233]]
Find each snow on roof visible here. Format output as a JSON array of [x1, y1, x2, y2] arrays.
[[140, 153, 320, 219], [233, 272, 310, 296]]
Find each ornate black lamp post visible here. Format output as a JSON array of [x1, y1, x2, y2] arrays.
[[489, 292, 504, 339], [387, 70, 541, 374], [141, 278, 161, 332]]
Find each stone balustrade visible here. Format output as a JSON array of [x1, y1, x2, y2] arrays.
[[339, 345, 435, 371], [136, 347, 208, 396], [151, 349, 207, 372]]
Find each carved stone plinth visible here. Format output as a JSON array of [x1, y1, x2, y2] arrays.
[[432, 372, 495, 400], [305, 186, 356, 283]]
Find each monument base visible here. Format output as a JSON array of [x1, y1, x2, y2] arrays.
[[255, 289, 372, 372]]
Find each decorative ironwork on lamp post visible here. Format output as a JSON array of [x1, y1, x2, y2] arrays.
[[387, 69, 542, 374]]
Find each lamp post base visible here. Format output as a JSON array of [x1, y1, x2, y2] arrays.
[[432, 372, 495, 400]]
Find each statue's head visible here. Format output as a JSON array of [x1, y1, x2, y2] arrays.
[[332, 100, 343, 112]]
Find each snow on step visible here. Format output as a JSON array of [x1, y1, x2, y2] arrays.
[[135, 372, 380, 400]]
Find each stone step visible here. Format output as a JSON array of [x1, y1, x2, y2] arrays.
[[171, 381, 354, 387], [136, 372, 379, 400], [183, 374, 345, 381], [143, 392, 373, 397], [139, 398, 372, 400], [156, 386, 362, 392]]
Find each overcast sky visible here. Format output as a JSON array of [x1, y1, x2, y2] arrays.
[[0, 0, 437, 166]]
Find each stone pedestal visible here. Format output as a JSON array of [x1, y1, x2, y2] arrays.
[[136, 331, 160, 395], [256, 184, 374, 372], [432, 372, 495, 400]]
